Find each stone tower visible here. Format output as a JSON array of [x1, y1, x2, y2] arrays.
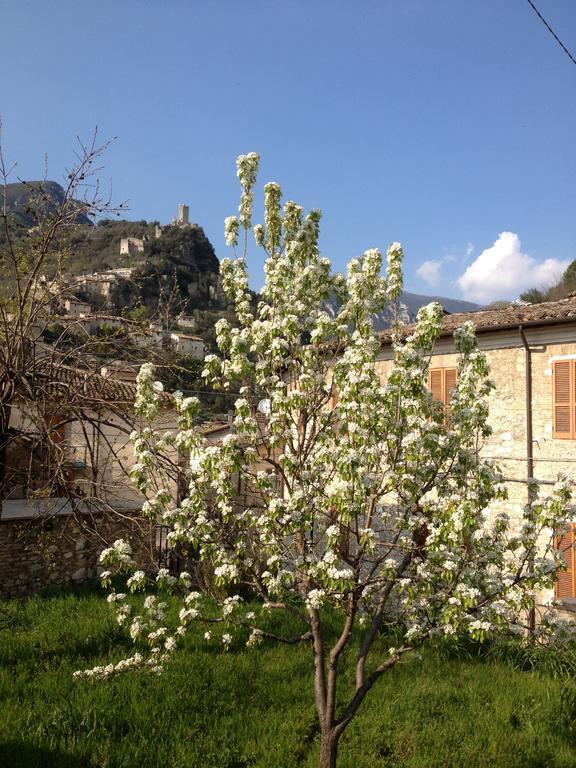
[[178, 204, 190, 226]]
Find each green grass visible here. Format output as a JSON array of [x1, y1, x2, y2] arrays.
[[1, 585, 575, 768]]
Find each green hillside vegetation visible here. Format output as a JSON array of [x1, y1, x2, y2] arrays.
[[64, 220, 155, 275], [44, 221, 220, 314], [74, 231, 216, 317], [63, 219, 218, 279], [2, 182, 220, 299], [2, 194, 222, 315], [129, 225, 220, 313], [521, 260, 576, 304]]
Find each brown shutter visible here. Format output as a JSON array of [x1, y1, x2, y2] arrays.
[[574, 360, 576, 440], [430, 368, 457, 419], [48, 413, 67, 444], [553, 361, 572, 438], [329, 383, 339, 409], [555, 525, 575, 599], [444, 369, 457, 406], [430, 369, 443, 404]]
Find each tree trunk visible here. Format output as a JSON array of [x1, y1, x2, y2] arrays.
[[319, 729, 339, 768]]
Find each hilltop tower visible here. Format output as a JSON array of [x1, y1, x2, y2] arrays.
[[178, 204, 190, 226]]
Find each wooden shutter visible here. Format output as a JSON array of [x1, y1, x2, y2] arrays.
[[48, 413, 67, 444], [429, 368, 457, 409], [555, 525, 576, 599], [553, 361, 573, 438], [329, 383, 339, 410], [430, 369, 444, 405], [444, 369, 457, 413], [444, 369, 457, 399]]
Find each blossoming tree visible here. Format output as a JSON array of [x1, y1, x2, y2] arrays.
[[81, 153, 573, 768]]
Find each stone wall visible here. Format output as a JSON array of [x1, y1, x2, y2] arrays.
[[0, 511, 157, 600]]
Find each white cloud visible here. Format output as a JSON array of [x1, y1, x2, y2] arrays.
[[457, 232, 569, 304], [417, 244, 473, 287], [416, 259, 442, 286]]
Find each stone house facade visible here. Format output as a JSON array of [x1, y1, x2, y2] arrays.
[[169, 332, 205, 359], [0, 366, 176, 599], [375, 296, 576, 618], [63, 296, 93, 318]]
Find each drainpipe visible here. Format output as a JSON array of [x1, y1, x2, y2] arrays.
[[519, 325, 536, 634]]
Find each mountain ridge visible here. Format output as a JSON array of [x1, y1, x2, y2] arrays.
[[369, 290, 480, 330], [3, 180, 93, 227]]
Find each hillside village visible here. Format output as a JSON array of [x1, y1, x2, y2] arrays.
[[45, 203, 221, 365]]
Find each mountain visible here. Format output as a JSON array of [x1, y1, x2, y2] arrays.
[[1, 187, 222, 312], [401, 291, 479, 316], [369, 291, 479, 330], [324, 290, 479, 330], [65, 219, 221, 312], [3, 180, 93, 227]]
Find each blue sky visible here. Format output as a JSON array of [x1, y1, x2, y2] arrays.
[[2, 0, 575, 302]]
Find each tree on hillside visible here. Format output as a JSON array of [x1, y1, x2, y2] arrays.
[[521, 259, 576, 304], [84, 154, 573, 768]]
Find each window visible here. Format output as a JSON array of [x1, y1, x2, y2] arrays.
[[3, 411, 70, 500], [48, 412, 67, 444], [429, 368, 457, 414], [555, 524, 576, 599], [553, 360, 576, 439]]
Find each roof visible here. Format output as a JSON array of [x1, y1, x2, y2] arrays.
[[32, 361, 171, 408], [199, 421, 230, 436], [34, 362, 139, 406], [172, 332, 204, 341], [378, 296, 576, 345]]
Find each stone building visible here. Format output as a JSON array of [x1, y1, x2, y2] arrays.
[[119, 236, 146, 255], [0, 365, 176, 598], [169, 332, 205, 359], [74, 272, 117, 301], [63, 296, 92, 318], [176, 314, 196, 330], [375, 296, 576, 617]]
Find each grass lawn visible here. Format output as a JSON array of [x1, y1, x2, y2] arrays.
[[0, 585, 575, 768]]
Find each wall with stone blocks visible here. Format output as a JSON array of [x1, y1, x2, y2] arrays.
[[0, 512, 156, 600]]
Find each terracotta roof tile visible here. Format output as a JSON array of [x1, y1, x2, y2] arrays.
[[378, 296, 576, 345], [33, 362, 171, 408]]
